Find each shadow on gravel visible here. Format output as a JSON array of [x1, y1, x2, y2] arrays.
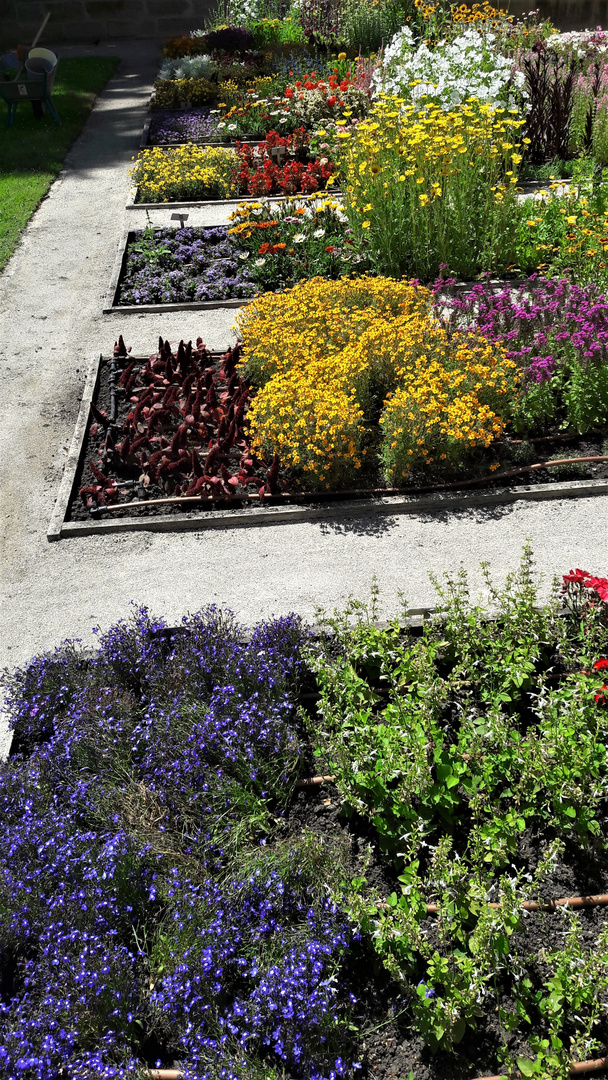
[[415, 501, 526, 525], [59, 45, 160, 174], [318, 515, 399, 536]]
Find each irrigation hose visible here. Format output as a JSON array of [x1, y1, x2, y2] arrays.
[[478, 1056, 608, 1079], [89, 456, 608, 515], [294, 774, 336, 787]]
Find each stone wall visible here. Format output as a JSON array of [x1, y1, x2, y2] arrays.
[[501, 0, 608, 27], [4, 0, 217, 46]]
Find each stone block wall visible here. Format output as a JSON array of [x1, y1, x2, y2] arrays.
[[3, 0, 217, 46]]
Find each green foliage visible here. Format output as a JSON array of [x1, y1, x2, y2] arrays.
[[311, 547, 608, 1070], [338, 0, 416, 53]]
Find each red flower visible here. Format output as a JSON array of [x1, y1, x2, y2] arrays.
[[595, 683, 608, 704], [585, 576, 608, 602], [563, 568, 591, 587], [327, 95, 337, 107], [340, 79, 349, 91], [304, 80, 314, 90], [325, 245, 336, 253], [259, 242, 270, 254], [295, 80, 302, 88], [593, 658, 608, 670], [285, 87, 294, 98]]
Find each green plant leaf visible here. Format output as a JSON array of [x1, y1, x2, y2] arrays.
[[516, 1057, 537, 1076]]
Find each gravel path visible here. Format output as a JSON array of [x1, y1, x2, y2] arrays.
[[1, 41, 608, 752]]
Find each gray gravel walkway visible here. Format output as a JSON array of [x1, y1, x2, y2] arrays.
[[1, 41, 608, 753]]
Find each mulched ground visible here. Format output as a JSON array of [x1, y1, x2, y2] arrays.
[[284, 770, 608, 1080]]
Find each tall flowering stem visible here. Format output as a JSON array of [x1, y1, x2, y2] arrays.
[[341, 95, 524, 280]]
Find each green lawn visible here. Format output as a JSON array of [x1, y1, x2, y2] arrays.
[[0, 56, 119, 270]]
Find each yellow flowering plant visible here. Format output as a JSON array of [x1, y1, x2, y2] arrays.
[[380, 331, 519, 478], [132, 145, 239, 203], [515, 182, 608, 287], [245, 363, 366, 489], [341, 94, 524, 280], [236, 276, 518, 489]]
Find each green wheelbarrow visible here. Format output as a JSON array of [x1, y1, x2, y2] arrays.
[[0, 51, 60, 127]]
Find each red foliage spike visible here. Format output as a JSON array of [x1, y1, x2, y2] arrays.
[[170, 424, 188, 455], [191, 449, 204, 477], [89, 461, 110, 486], [90, 402, 110, 430], [118, 360, 135, 388], [204, 444, 221, 475], [130, 435, 149, 456], [114, 335, 128, 357], [226, 419, 238, 448], [266, 453, 280, 494]]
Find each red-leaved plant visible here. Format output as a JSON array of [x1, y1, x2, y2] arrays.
[[79, 337, 288, 510]]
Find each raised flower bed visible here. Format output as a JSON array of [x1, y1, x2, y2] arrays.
[[141, 63, 371, 148], [105, 198, 366, 312], [130, 130, 336, 206], [53, 272, 608, 539], [5, 556, 608, 1078]]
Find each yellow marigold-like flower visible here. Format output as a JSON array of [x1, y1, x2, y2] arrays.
[[234, 276, 519, 490]]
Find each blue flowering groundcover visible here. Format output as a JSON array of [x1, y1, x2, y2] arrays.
[[0, 608, 360, 1080], [117, 227, 260, 306]]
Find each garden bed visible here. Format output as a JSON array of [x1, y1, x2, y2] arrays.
[[5, 563, 608, 1077], [140, 112, 262, 150], [104, 203, 361, 312], [103, 230, 253, 314], [48, 342, 608, 541]]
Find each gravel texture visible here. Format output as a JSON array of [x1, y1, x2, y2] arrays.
[[2, 41, 608, 753]]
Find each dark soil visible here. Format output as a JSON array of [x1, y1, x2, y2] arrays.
[[66, 354, 608, 526], [283, 768, 608, 1080]]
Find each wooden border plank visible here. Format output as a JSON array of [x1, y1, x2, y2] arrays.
[[56, 478, 608, 540], [47, 354, 103, 542]]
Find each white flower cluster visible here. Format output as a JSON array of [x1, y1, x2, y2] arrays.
[[290, 84, 370, 126], [225, 0, 268, 20], [159, 54, 215, 81], [372, 26, 524, 110], [546, 28, 608, 60]]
